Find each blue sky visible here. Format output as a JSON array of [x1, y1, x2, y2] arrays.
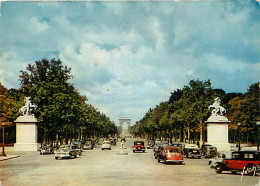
[[0, 1, 259, 125]]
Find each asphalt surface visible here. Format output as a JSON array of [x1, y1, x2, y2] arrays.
[[0, 138, 259, 186]]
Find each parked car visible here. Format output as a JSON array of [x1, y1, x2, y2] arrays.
[[97, 138, 104, 145], [121, 137, 126, 142], [157, 146, 184, 164], [55, 144, 78, 159], [183, 144, 202, 158], [147, 140, 155, 149], [133, 141, 145, 153], [83, 140, 94, 150], [162, 141, 169, 145], [71, 140, 82, 148], [209, 152, 231, 168], [40, 144, 54, 155], [154, 145, 164, 159], [153, 142, 162, 152], [109, 138, 117, 146], [215, 150, 260, 175], [71, 140, 83, 156], [101, 141, 111, 150], [201, 144, 217, 158], [171, 142, 185, 154]]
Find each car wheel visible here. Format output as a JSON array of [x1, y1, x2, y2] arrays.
[[102, 148, 104, 150], [186, 154, 189, 158], [215, 165, 223, 174], [246, 164, 257, 176], [179, 162, 182, 165], [157, 158, 160, 163], [163, 158, 167, 164], [109, 148, 111, 150], [55, 157, 58, 160], [133, 150, 135, 153], [231, 171, 236, 174]]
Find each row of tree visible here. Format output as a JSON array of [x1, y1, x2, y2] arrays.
[[0, 58, 117, 144], [131, 79, 259, 145]]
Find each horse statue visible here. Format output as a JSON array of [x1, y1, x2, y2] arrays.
[[19, 97, 37, 116], [208, 97, 226, 116]]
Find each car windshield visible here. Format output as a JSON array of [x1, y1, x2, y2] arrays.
[[134, 141, 144, 145], [103, 142, 110, 144], [169, 148, 179, 153]]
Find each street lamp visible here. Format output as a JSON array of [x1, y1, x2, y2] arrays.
[[256, 121, 260, 151], [1, 122, 6, 156], [237, 121, 241, 151]]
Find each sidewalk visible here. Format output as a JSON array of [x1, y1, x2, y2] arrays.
[[0, 155, 20, 161]]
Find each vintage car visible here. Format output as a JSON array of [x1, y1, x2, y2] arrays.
[[101, 141, 111, 150], [121, 137, 126, 142], [55, 144, 78, 159], [71, 140, 83, 155], [97, 138, 104, 145], [147, 140, 155, 149], [157, 146, 184, 164], [183, 144, 202, 158], [109, 138, 117, 146], [171, 142, 185, 154], [154, 145, 164, 159], [133, 141, 145, 153], [209, 152, 231, 168], [71, 140, 82, 148], [40, 144, 54, 155], [201, 144, 217, 158], [153, 142, 162, 152], [83, 140, 94, 150], [215, 150, 260, 175]]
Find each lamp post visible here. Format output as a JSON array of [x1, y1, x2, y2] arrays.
[[237, 121, 241, 151], [256, 121, 260, 151], [1, 122, 6, 156]]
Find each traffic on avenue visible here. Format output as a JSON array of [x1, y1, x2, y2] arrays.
[[0, 137, 259, 186]]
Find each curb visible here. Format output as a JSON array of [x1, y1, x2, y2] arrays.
[[0, 155, 20, 161]]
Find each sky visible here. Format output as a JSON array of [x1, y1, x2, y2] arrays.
[[0, 1, 259, 126]]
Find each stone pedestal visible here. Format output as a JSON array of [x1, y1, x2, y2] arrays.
[[206, 115, 231, 152], [14, 116, 39, 151]]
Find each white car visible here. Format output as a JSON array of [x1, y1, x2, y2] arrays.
[[208, 152, 231, 168], [101, 141, 111, 150]]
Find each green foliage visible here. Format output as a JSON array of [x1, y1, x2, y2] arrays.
[[17, 58, 117, 143], [132, 80, 259, 144]]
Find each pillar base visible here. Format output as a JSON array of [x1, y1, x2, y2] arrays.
[[14, 143, 39, 151]]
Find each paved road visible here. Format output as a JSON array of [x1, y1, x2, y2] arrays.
[[0, 138, 259, 186]]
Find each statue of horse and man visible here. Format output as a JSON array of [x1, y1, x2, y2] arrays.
[[208, 97, 226, 116], [19, 97, 37, 116]]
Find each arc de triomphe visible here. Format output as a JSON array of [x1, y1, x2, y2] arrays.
[[119, 117, 131, 136]]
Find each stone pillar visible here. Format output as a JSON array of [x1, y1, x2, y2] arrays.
[[14, 116, 39, 151], [206, 115, 231, 152]]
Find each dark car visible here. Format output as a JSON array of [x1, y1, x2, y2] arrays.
[[147, 140, 155, 149], [215, 150, 260, 175], [83, 140, 94, 150], [133, 141, 145, 153], [154, 145, 164, 159], [55, 144, 78, 159], [109, 138, 117, 146], [202, 145, 217, 158], [183, 144, 201, 158], [153, 142, 162, 152], [157, 146, 184, 164], [171, 142, 185, 154], [40, 144, 54, 155], [121, 137, 126, 142]]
